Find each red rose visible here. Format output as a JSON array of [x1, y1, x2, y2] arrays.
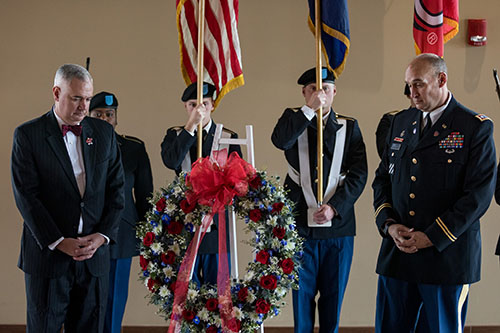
[[256, 250, 270, 265], [182, 309, 196, 321], [161, 251, 176, 265], [237, 287, 248, 302], [147, 278, 157, 291], [255, 298, 271, 314], [143, 232, 155, 246], [206, 327, 218, 333], [272, 226, 286, 240], [249, 175, 262, 189], [155, 197, 166, 212], [167, 221, 184, 235], [271, 202, 284, 214], [227, 318, 241, 332], [205, 298, 219, 311], [169, 280, 176, 292], [139, 255, 149, 271], [249, 209, 262, 222], [260, 275, 277, 290], [180, 199, 196, 214], [279, 258, 294, 274]]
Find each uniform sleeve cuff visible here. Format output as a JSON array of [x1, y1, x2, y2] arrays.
[[48, 237, 64, 250], [99, 233, 110, 245], [301, 105, 315, 120]]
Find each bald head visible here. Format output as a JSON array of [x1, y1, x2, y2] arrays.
[[405, 54, 449, 113]]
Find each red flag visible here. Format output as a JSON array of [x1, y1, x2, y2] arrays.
[[176, 0, 244, 108], [413, 0, 459, 57]]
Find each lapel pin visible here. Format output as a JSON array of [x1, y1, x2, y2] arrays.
[[433, 131, 439, 137], [86, 137, 93, 145], [412, 121, 417, 125], [442, 124, 447, 129]]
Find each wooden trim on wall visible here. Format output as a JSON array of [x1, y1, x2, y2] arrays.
[[0, 325, 499, 332]]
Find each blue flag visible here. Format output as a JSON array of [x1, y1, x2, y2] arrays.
[[307, 0, 350, 78]]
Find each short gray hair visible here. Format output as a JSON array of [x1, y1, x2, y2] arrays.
[[53, 64, 93, 87], [414, 53, 448, 76]]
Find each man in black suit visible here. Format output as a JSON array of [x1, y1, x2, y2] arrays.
[[11, 64, 125, 332], [373, 54, 496, 332], [89, 91, 153, 333], [160, 82, 241, 285]]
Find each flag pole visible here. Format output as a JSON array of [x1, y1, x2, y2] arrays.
[[315, 0, 323, 205], [196, 0, 206, 159]]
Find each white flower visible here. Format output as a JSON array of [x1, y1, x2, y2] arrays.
[[249, 312, 260, 322], [246, 290, 256, 303], [169, 243, 181, 255], [163, 266, 174, 278], [267, 216, 278, 227], [275, 287, 287, 298], [173, 186, 182, 195], [151, 242, 163, 253], [184, 213, 194, 223], [233, 306, 244, 320], [166, 203, 177, 213], [159, 286, 170, 297], [271, 239, 281, 249], [285, 241, 296, 251], [197, 307, 210, 321], [187, 288, 199, 300], [244, 270, 255, 282], [153, 224, 163, 235], [242, 200, 254, 210]]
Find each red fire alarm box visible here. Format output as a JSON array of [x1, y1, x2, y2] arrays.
[[468, 19, 487, 46]]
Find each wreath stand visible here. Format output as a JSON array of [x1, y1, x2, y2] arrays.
[[193, 123, 264, 333]]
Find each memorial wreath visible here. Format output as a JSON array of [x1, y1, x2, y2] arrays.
[[136, 152, 303, 332]]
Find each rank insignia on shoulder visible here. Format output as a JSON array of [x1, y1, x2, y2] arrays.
[[439, 132, 464, 149], [475, 114, 491, 122]]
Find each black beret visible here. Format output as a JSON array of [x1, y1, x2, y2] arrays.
[[90, 91, 118, 111], [181, 82, 216, 102], [404, 83, 411, 96], [297, 67, 335, 86]]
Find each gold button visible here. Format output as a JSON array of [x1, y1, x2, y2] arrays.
[[409, 211, 415, 216], [448, 159, 452, 163], [391, 152, 395, 157], [411, 176, 417, 181], [409, 193, 415, 199], [412, 158, 418, 164]]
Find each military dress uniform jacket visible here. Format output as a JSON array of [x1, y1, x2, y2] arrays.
[[271, 107, 368, 239], [111, 134, 153, 259], [372, 97, 496, 285], [12, 110, 125, 278], [160, 121, 241, 253], [494, 163, 500, 256]]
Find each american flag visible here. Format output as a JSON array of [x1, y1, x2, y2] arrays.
[[413, 0, 459, 57], [176, 0, 244, 108]]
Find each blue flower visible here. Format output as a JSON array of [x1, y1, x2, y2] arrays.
[[185, 223, 194, 232], [281, 240, 287, 246], [143, 271, 150, 277], [274, 307, 280, 315], [164, 277, 170, 283], [150, 221, 158, 227], [289, 224, 295, 231], [161, 214, 171, 222], [154, 210, 160, 216], [193, 316, 200, 324]]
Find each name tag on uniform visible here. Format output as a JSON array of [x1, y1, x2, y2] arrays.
[[307, 207, 332, 227], [390, 143, 401, 150]]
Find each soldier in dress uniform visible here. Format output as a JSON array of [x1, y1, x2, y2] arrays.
[[372, 53, 496, 332], [495, 166, 500, 262], [271, 67, 367, 333], [375, 84, 415, 159], [160, 82, 241, 285], [89, 91, 154, 333]]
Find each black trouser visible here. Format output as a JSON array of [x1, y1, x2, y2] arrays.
[[25, 261, 108, 333]]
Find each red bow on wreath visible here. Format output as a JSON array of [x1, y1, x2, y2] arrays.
[[169, 150, 255, 333]]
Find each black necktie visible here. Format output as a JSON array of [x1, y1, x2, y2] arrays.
[[62, 124, 82, 136], [421, 114, 432, 137]]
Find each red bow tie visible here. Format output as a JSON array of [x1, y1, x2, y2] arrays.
[[62, 124, 82, 137]]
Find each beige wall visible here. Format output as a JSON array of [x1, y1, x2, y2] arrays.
[[1, 0, 499, 327]]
